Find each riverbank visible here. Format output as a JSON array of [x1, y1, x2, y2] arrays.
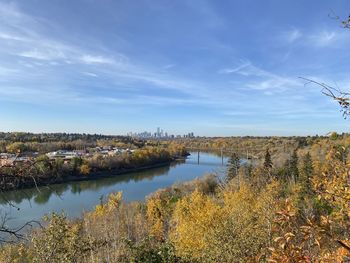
[[1, 157, 187, 192], [57, 158, 184, 184], [0, 151, 227, 234]]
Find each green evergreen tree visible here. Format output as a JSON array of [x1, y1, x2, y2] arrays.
[[226, 153, 240, 182], [290, 149, 299, 183], [300, 152, 314, 196], [283, 149, 299, 183], [263, 149, 273, 170], [71, 157, 83, 174], [243, 163, 253, 178]]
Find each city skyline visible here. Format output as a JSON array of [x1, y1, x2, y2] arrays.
[[0, 1, 350, 135], [127, 127, 195, 139]]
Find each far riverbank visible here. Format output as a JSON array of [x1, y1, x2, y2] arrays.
[[0, 152, 228, 232], [1, 156, 188, 192]]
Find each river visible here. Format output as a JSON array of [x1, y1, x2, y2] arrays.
[[0, 152, 228, 232]]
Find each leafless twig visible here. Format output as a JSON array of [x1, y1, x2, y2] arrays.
[[300, 77, 350, 118], [0, 157, 51, 242], [328, 10, 350, 29]]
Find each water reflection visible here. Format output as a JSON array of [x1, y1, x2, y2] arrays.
[[0, 152, 228, 231], [0, 161, 185, 206]]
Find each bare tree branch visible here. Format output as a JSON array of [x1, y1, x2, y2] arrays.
[[0, 156, 52, 242], [328, 10, 350, 29], [300, 77, 350, 119]]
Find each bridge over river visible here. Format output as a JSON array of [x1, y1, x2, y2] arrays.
[[185, 147, 262, 165]]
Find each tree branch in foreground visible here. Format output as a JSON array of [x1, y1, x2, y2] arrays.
[[300, 77, 350, 118]]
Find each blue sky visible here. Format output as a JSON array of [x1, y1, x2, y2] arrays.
[[0, 0, 350, 136]]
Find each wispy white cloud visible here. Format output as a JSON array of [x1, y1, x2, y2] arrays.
[[223, 108, 337, 119], [163, 64, 175, 70], [0, 0, 348, 136], [19, 49, 66, 60], [0, 32, 27, 41], [284, 28, 302, 43], [220, 60, 274, 78], [0, 85, 79, 104], [245, 77, 298, 92], [0, 2, 25, 23], [80, 55, 115, 65], [218, 61, 250, 74], [219, 60, 301, 93], [276, 27, 349, 50], [91, 95, 202, 107], [0, 2, 121, 67], [310, 30, 337, 46], [305, 29, 350, 49], [82, 72, 98, 77], [0, 66, 18, 76], [0, 1, 212, 102]]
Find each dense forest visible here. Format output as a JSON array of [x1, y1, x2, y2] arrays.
[[0, 132, 145, 153], [0, 133, 349, 262]]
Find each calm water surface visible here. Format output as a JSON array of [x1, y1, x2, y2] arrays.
[[1, 152, 228, 230]]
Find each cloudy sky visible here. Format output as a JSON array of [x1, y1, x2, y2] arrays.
[[0, 0, 350, 136]]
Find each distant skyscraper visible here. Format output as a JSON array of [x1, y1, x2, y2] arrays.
[[127, 128, 193, 139]]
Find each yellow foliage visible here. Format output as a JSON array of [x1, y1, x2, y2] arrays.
[[5, 137, 350, 262], [146, 197, 166, 240], [80, 163, 91, 175], [170, 183, 278, 262], [314, 149, 350, 260], [170, 190, 220, 261], [31, 213, 86, 263], [82, 200, 149, 261], [316, 150, 350, 221], [146, 188, 180, 241], [93, 192, 123, 217], [269, 148, 350, 262], [0, 243, 32, 263]]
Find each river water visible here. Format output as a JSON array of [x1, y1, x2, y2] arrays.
[[0, 152, 228, 231]]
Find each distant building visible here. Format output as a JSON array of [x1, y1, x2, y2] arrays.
[[46, 150, 79, 160], [0, 153, 16, 159], [0, 156, 30, 166], [128, 127, 194, 139]]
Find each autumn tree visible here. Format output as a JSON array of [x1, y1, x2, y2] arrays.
[[31, 213, 86, 263], [170, 182, 279, 262], [6, 142, 27, 153], [313, 150, 350, 255], [79, 163, 90, 175]]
